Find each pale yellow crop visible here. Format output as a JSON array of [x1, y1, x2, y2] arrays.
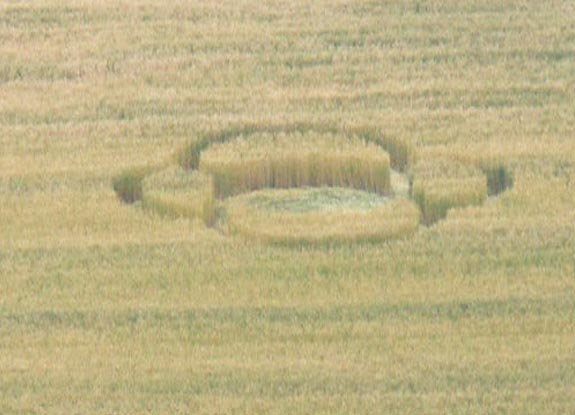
[[410, 159, 487, 225], [142, 166, 215, 226], [199, 132, 391, 197]]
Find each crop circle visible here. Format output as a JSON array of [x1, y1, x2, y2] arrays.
[[112, 124, 513, 244]]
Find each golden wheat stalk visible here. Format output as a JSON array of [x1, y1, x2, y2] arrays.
[[199, 132, 392, 197]]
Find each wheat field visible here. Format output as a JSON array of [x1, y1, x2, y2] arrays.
[[1, 0, 575, 413]]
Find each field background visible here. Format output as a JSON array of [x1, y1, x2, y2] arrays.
[[1, 0, 575, 413]]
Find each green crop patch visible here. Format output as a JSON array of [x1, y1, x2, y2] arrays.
[[112, 167, 151, 204]]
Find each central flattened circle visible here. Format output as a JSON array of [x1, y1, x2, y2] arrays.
[[224, 187, 420, 245], [245, 187, 391, 214]]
